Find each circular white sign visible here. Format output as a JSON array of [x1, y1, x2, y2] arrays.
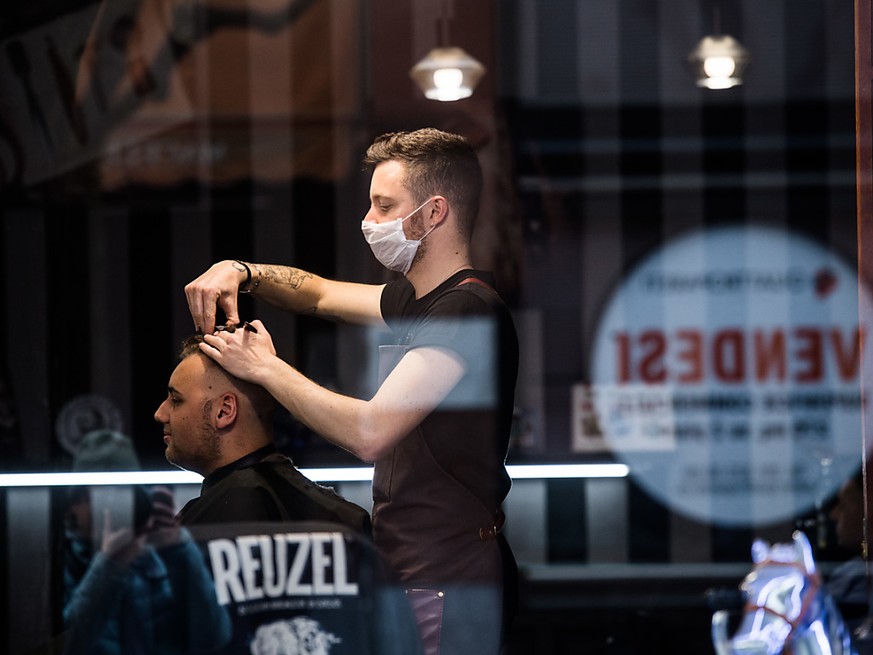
[[590, 225, 869, 526]]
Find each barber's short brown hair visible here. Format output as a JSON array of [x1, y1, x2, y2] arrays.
[[364, 128, 482, 239]]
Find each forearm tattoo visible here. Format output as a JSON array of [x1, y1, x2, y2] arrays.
[[264, 266, 312, 289], [264, 266, 323, 317]]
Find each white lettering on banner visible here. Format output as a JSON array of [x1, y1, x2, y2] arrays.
[[238, 536, 263, 600], [207, 532, 359, 606], [286, 535, 311, 595]]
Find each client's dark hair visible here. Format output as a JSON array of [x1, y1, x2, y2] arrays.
[[177, 333, 276, 423], [179, 333, 206, 359]]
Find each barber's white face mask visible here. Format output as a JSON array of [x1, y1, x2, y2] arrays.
[[361, 198, 436, 274]]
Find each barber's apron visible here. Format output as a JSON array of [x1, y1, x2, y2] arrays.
[[373, 345, 506, 654]]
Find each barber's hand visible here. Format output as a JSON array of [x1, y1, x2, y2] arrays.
[[185, 260, 248, 334], [201, 319, 277, 384]]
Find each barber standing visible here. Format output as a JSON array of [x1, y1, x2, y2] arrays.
[[185, 128, 519, 655]]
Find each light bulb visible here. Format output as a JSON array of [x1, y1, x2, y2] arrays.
[[433, 68, 464, 90], [703, 55, 736, 79], [410, 47, 485, 101]]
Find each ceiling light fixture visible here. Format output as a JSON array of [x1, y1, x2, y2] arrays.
[[689, 34, 749, 89], [409, 0, 485, 101], [688, 7, 749, 90]]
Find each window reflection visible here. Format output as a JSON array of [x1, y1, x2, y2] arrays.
[[1, 0, 868, 653]]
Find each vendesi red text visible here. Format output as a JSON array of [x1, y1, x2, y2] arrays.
[[613, 327, 863, 384]]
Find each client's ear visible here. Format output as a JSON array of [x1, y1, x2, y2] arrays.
[[214, 392, 238, 429]]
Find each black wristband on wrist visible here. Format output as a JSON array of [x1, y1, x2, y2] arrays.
[[249, 263, 261, 292], [234, 260, 253, 293]]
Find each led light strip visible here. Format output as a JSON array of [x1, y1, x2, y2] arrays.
[[507, 463, 628, 479], [0, 463, 628, 487]]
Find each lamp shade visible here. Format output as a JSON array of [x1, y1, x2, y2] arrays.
[[688, 34, 749, 89], [410, 46, 486, 101]]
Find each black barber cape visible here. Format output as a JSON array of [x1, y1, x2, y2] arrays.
[[176, 447, 372, 538]]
